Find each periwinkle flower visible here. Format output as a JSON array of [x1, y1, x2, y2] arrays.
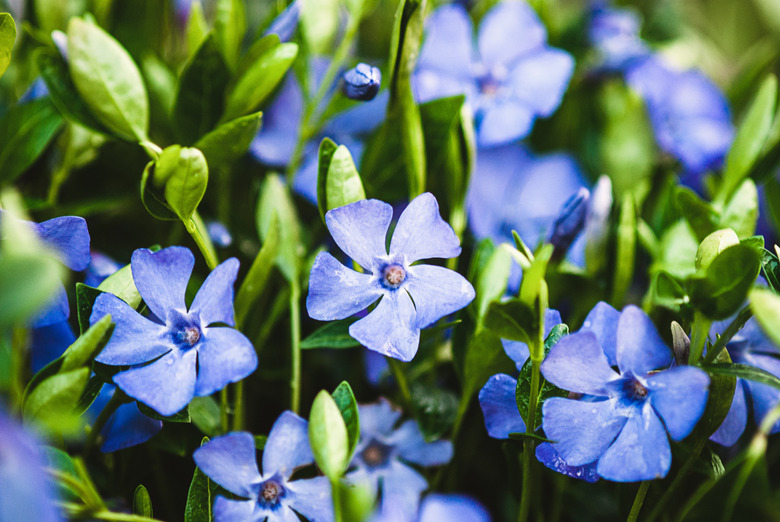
[[348, 399, 453, 520], [342, 63, 381, 101], [83, 251, 121, 287], [541, 304, 710, 481], [193, 411, 332, 522], [373, 493, 491, 522], [588, 5, 648, 71], [414, 1, 574, 147], [307, 193, 475, 361], [90, 246, 257, 416], [549, 187, 590, 262]]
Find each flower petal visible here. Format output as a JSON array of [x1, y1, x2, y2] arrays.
[[616, 305, 672, 375], [193, 432, 262, 498], [710, 380, 747, 447], [504, 309, 563, 370], [100, 401, 162, 453], [212, 497, 257, 522], [507, 48, 573, 116], [479, 373, 525, 438], [389, 193, 461, 263], [92, 292, 171, 366], [358, 398, 402, 437], [286, 476, 333, 522], [543, 397, 626, 466], [306, 252, 381, 321], [36, 216, 91, 271], [535, 443, 599, 483], [131, 247, 193, 321], [379, 460, 428, 522], [349, 291, 420, 362], [194, 327, 257, 397], [413, 69, 475, 105], [325, 199, 393, 270], [478, 1, 546, 68], [596, 404, 671, 481], [418, 5, 474, 75], [477, 98, 535, 147], [647, 366, 709, 440], [418, 494, 491, 522], [262, 411, 314, 479], [113, 349, 197, 416], [743, 353, 780, 434], [31, 320, 75, 372], [541, 332, 618, 395], [190, 257, 239, 327], [30, 283, 70, 328], [579, 301, 621, 366], [250, 74, 302, 167], [391, 420, 453, 467], [405, 264, 474, 328]]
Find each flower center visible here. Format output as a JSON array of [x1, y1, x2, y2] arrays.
[[261, 480, 281, 502], [382, 264, 406, 289], [360, 439, 392, 468], [179, 325, 201, 346]]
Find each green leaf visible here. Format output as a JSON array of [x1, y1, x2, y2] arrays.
[[612, 192, 636, 304], [75, 283, 103, 335], [155, 145, 209, 222], [223, 42, 297, 120], [484, 298, 535, 344], [519, 243, 553, 307], [653, 219, 699, 279], [691, 348, 736, 440], [649, 271, 688, 312], [507, 431, 556, 444], [301, 318, 361, 349], [256, 174, 304, 282], [316, 137, 339, 222], [97, 263, 143, 308], [186, 0, 209, 55], [213, 0, 246, 71], [189, 396, 221, 436], [0, 13, 15, 78], [0, 97, 64, 185], [140, 160, 179, 221], [194, 112, 263, 168], [300, 0, 340, 53], [474, 245, 511, 328], [695, 229, 740, 272], [174, 35, 230, 145], [133, 485, 153, 517], [760, 249, 780, 292], [516, 324, 569, 425], [463, 330, 514, 399], [0, 250, 63, 328], [689, 244, 761, 319], [61, 314, 114, 372], [320, 144, 366, 216], [677, 187, 717, 241], [751, 288, 780, 347], [234, 213, 280, 327], [720, 178, 759, 238], [74, 375, 104, 414], [23, 367, 90, 433], [410, 381, 458, 440], [720, 74, 777, 204], [185, 439, 217, 522], [67, 17, 149, 141], [138, 403, 191, 423], [332, 381, 360, 458], [44, 446, 80, 501], [309, 390, 349, 480], [701, 362, 780, 392]]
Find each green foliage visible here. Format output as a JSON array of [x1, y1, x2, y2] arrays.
[[185, 438, 217, 522], [751, 288, 780, 347], [332, 381, 360, 458], [689, 244, 761, 319], [194, 112, 263, 168], [256, 175, 304, 282], [474, 245, 511, 328], [301, 0, 339, 54], [133, 485, 153, 518], [301, 318, 361, 349], [156, 145, 209, 222], [309, 389, 350, 480], [23, 367, 90, 434], [316, 138, 366, 222], [0, 13, 15, 78], [0, 98, 64, 185], [516, 324, 569, 425], [234, 213, 280, 327]]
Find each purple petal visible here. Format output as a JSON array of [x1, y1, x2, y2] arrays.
[[418, 5, 474, 75], [212, 497, 256, 521], [647, 366, 710, 440], [285, 476, 333, 522], [379, 460, 428, 522], [389, 193, 461, 263], [30, 284, 69, 327], [131, 247, 193, 321], [478, 1, 546, 68], [710, 380, 747, 446], [113, 349, 197, 416], [262, 411, 314, 478], [326, 199, 393, 269], [190, 257, 239, 326], [478, 373, 525, 438], [743, 353, 780, 434], [413, 69, 476, 105], [507, 48, 573, 116], [405, 264, 474, 328], [418, 494, 492, 522], [616, 305, 672, 375], [596, 404, 671, 481], [250, 74, 302, 167], [306, 253, 381, 321], [358, 398, 402, 436], [535, 442, 599, 483], [391, 420, 453, 467], [541, 332, 618, 395], [194, 327, 257, 397], [31, 320, 75, 372], [193, 432, 261, 497], [92, 293, 171, 366], [476, 99, 535, 147], [349, 291, 420, 362], [579, 301, 620, 366], [543, 397, 626, 466], [100, 402, 162, 453], [36, 216, 91, 271], [264, 0, 300, 42]]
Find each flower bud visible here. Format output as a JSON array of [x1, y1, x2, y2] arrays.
[[550, 187, 590, 262], [341, 63, 381, 101]]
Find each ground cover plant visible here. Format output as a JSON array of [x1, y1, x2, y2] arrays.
[[3, 0, 780, 520]]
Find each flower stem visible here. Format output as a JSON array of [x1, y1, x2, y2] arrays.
[[290, 281, 302, 414], [703, 305, 752, 364], [627, 481, 651, 522], [184, 213, 219, 270], [84, 390, 124, 456], [331, 478, 343, 522], [220, 388, 229, 433], [645, 438, 705, 522], [232, 380, 244, 432], [387, 357, 412, 409], [688, 311, 711, 365]]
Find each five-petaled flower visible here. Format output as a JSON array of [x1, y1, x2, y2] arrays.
[[193, 411, 332, 522], [540, 303, 710, 481], [90, 246, 257, 416], [306, 192, 475, 361]]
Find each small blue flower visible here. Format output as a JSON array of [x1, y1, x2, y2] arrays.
[[588, 5, 648, 71], [549, 187, 590, 262], [342, 63, 382, 101], [90, 246, 257, 416], [307, 193, 475, 361], [193, 411, 333, 522], [414, 1, 574, 147], [540, 304, 710, 481], [372, 492, 491, 522], [348, 399, 453, 520]]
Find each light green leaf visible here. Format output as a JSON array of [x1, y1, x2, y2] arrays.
[[720, 178, 759, 239], [309, 390, 349, 480], [256, 175, 303, 282], [156, 146, 209, 222], [689, 244, 761, 319], [324, 145, 366, 213], [189, 396, 221, 436], [61, 314, 114, 372], [474, 245, 511, 328], [611, 192, 636, 304], [519, 243, 553, 308], [133, 485, 153, 517], [234, 212, 280, 327], [98, 263, 142, 308], [695, 229, 740, 272], [751, 288, 780, 347], [0, 251, 63, 328], [317, 137, 339, 222], [213, 0, 246, 71], [300, 0, 339, 54], [195, 112, 263, 168], [23, 367, 90, 433], [186, 0, 209, 56], [0, 13, 17, 78]]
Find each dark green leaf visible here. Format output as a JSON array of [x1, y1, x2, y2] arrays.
[[194, 112, 263, 168], [516, 324, 569, 425], [185, 438, 216, 522], [484, 298, 535, 344], [74, 375, 104, 414], [507, 431, 556, 444], [760, 249, 780, 292], [138, 403, 191, 423], [309, 390, 349, 479], [75, 283, 103, 335], [301, 318, 361, 349], [410, 382, 458, 440], [691, 348, 736, 440], [0, 13, 15, 78], [689, 244, 761, 319], [649, 271, 688, 312], [133, 485, 153, 517], [332, 381, 360, 458], [677, 187, 717, 241], [140, 160, 179, 221], [463, 330, 514, 399], [189, 396, 221, 436]]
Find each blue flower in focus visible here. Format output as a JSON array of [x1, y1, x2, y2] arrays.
[[414, 2, 574, 147], [342, 63, 382, 101], [193, 411, 332, 522], [307, 193, 475, 361], [0, 408, 61, 522], [348, 398, 453, 520], [90, 246, 257, 416], [710, 318, 780, 446], [541, 304, 710, 481]]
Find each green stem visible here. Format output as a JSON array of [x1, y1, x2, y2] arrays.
[[220, 387, 230, 433], [331, 478, 343, 522], [688, 312, 711, 365], [139, 140, 162, 160], [84, 391, 125, 456], [185, 212, 219, 270], [627, 481, 651, 522], [387, 357, 412, 409], [290, 282, 302, 414], [10, 328, 27, 414], [47, 163, 70, 205], [94, 511, 164, 522], [704, 305, 752, 364], [645, 438, 705, 522], [232, 380, 244, 432]]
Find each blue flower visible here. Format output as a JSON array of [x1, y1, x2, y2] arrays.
[[372, 492, 491, 522], [710, 317, 780, 446], [413, 1, 574, 147], [540, 304, 710, 481], [306, 193, 475, 361], [193, 411, 332, 522], [549, 187, 590, 262], [90, 246, 257, 416], [83, 251, 121, 287], [342, 63, 382, 101], [588, 5, 648, 71], [348, 399, 453, 520]]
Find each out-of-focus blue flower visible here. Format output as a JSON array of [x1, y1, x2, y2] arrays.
[[588, 5, 648, 71], [30, 320, 76, 373], [341, 63, 382, 101], [373, 492, 491, 522], [549, 187, 590, 262], [265, 0, 301, 42], [84, 251, 121, 287], [710, 317, 780, 446], [193, 411, 332, 522], [90, 246, 257, 416], [19, 78, 50, 104], [0, 408, 62, 522], [348, 398, 453, 520], [307, 193, 475, 361], [207, 221, 233, 248], [541, 304, 710, 481], [414, 2, 574, 147]]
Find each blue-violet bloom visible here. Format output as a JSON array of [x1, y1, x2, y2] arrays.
[[90, 246, 257, 416], [307, 193, 475, 361], [588, 5, 648, 71], [193, 411, 332, 522], [342, 63, 382, 101]]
